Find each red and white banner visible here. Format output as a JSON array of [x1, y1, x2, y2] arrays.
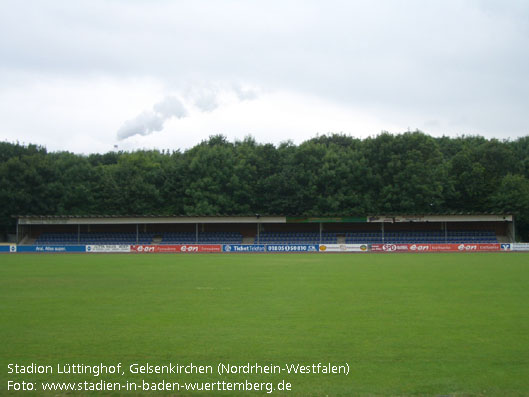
[[371, 244, 410, 252], [371, 243, 501, 252], [130, 244, 221, 253], [451, 243, 500, 252]]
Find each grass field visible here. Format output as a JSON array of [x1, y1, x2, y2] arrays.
[[1, 253, 529, 396]]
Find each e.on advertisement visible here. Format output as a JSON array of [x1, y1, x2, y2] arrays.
[[130, 245, 221, 253], [454, 243, 500, 252]]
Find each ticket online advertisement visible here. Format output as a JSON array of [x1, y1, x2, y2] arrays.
[[6, 361, 350, 393]]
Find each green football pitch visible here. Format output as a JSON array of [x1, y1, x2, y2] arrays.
[[1, 253, 529, 396]]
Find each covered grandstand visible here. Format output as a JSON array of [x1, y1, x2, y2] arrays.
[[14, 214, 514, 245]]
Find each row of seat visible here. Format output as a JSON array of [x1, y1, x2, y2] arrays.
[[345, 231, 496, 236], [346, 239, 497, 243], [33, 230, 499, 245], [259, 239, 338, 243], [35, 232, 154, 245], [161, 232, 243, 244], [259, 232, 334, 235]]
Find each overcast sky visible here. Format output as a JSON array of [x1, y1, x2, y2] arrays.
[[1, 0, 528, 153]]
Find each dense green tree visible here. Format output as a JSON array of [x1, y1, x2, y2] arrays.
[[489, 174, 529, 241], [1, 132, 529, 239]]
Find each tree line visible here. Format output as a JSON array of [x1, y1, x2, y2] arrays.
[[1, 131, 529, 240]]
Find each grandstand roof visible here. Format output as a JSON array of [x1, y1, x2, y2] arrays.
[[14, 214, 512, 225], [15, 215, 284, 225]]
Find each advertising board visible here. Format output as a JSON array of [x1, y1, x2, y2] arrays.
[[0, 245, 16, 253], [86, 245, 131, 253], [223, 245, 266, 252], [453, 243, 500, 252], [16, 245, 87, 253], [130, 245, 221, 253], [319, 244, 368, 252], [500, 243, 511, 251], [408, 244, 435, 252], [513, 243, 529, 251], [371, 244, 410, 252], [371, 243, 501, 252], [266, 245, 319, 252]]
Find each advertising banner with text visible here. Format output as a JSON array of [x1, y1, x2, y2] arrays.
[[319, 244, 368, 252], [513, 243, 529, 251], [371, 244, 411, 252], [223, 245, 266, 252], [371, 243, 501, 252], [451, 243, 500, 252], [16, 245, 87, 253], [130, 245, 221, 253], [266, 245, 319, 252], [86, 245, 131, 253]]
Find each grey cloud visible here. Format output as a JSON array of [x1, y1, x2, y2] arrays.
[[3, 0, 529, 142], [193, 90, 219, 112], [232, 84, 258, 101]]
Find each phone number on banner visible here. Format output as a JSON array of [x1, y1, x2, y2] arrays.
[[266, 245, 319, 252]]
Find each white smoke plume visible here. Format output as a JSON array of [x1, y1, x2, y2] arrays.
[[117, 96, 187, 140], [116, 84, 259, 140], [184, 85, 219, 112], [185, 83, 258, 112], [153, 96, 187, 118]]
